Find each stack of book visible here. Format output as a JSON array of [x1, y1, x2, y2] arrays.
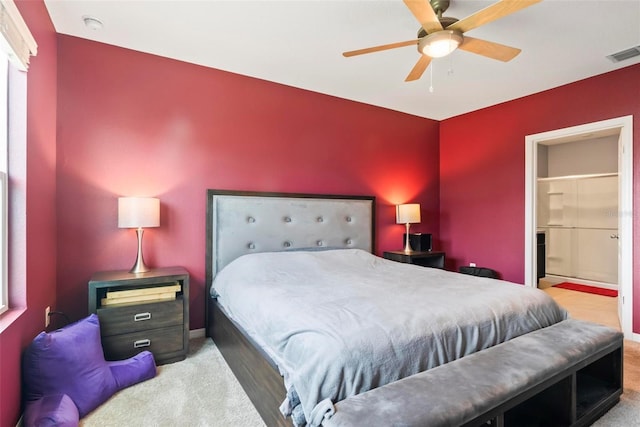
[[101, 282, 181, 307]]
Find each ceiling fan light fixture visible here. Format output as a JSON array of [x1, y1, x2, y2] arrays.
[[419, 30, 463, 58]]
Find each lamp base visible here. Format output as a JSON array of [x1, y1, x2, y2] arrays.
[[129, 260, 150, 274], [403, 223, 413, 253], [129, 228, 150, 274]]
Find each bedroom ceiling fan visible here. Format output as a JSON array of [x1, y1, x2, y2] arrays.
[[343, 0, 542, 82]]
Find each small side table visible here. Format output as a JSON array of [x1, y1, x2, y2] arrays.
[[88, 266, 189, 365], [383, 250, 446, 269]]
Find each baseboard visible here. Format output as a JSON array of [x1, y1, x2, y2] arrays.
[[189, 328, 205, 339], [632, 332, 640, 343]]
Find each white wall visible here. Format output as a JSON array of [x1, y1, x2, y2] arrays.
[[538, 136, 618, 178]]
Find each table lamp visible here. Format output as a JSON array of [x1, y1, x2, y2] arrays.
[[118, 197, 160, 273], [396, 203, 421, 253]]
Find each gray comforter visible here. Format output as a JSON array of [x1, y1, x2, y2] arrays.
[[211, 249, 567, 426]]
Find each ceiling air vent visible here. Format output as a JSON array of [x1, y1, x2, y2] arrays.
[[606, 46, 640, 63]]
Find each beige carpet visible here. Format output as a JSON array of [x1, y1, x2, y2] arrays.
[[81, 338, 265, 426]]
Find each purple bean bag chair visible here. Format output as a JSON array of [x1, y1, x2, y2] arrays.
[[22, 314, 156, 425]]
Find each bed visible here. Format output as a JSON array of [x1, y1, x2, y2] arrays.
[[204, 190, 606, 427]]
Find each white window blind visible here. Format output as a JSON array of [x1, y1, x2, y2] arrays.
[[0, 0, 37, 71]]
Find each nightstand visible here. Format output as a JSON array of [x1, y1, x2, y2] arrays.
[[383, 250, 446, 269], [88, 266, 189, 365]]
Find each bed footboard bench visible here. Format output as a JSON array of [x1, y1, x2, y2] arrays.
[[323, 319, 623, 427]]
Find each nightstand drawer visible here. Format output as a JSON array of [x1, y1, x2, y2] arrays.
[[101, 325, 184, 361], [97, 298, 183, 336]]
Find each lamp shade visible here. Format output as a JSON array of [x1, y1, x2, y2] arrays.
[[396, 204, 421, 224], [118, 197, 160, 228]]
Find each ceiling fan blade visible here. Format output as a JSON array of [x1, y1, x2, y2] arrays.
[[459, 36, 521, 62], [405, 55, 432, 81], [403, 0, 443, 34], [447, 0, 541, 34], [343, 39, 419, 57]]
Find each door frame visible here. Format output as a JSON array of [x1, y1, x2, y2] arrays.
[[524, 115, 634, 340]]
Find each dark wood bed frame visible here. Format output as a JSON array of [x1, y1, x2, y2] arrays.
[[209, 300, 291, 426], [204, 190, 375, 427]]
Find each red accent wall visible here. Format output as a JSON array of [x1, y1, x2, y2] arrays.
[[2, 5, 638, 424], [55, 36, 440, 331], [0, 1, 57, 425], [440, 64, 640, 332]]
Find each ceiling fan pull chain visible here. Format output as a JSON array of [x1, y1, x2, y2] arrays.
[[447, 32, 454, 76], [429, 61, 434, 93]]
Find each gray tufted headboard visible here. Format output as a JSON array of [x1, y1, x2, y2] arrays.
[[205, 189, 376, 300]]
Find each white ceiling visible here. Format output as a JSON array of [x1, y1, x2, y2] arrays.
[[43, 0, 640, 120]]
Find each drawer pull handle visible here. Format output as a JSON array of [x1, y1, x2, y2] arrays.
[[134, 312, 151, 322], [133, 339, 151, 348]]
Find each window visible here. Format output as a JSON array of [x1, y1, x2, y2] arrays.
[[0, 0, 37, 316]]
